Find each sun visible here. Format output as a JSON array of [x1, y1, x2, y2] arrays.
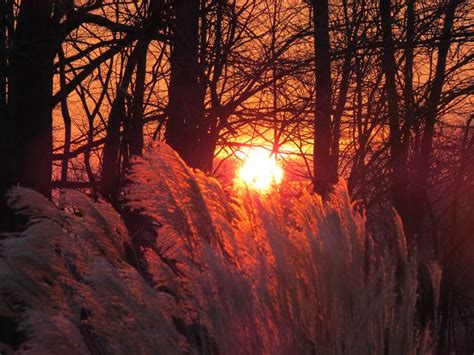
[[236, 147, 283, 192]]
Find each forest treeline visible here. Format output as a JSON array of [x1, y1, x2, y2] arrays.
[[0, 0, 473, 352]]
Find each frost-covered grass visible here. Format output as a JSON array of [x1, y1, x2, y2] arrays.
[[0, 144, 439, 354]]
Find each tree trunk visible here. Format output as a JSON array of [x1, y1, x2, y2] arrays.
[[312, 0, 335, 198], [165, 0, 206, 170], [412, 0, 457, 241], [128, 42, 147, 157], [58, 48, 72, 184], [380, 0, 411, 235], [0, 0, 13, 231], [0, 0, 12, 192], [403, 0, 415, 137], [7, 0, 56, 198], [101, 0, 162, 203], [100, 47, 136, 204], [0, 0, 7, 112]]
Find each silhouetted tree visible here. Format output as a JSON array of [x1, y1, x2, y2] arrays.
[[7, 0, 58, 197], [0, 0, 13, 201], [100, 0, 165, 204], [165, 0, 205, 170], [379, 0, 411, 232], [311, 0, 337, 198]]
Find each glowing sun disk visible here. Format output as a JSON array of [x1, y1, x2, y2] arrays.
[[237, 148, 283, 191]]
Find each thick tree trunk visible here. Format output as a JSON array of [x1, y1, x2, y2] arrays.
[[165, 0, 206, 170], [0, 0, 7, 112], [312, 0, 335, 198], [7, 0, 56, 198], [0, 0, 12, 191], [0, 0, 13, 231]]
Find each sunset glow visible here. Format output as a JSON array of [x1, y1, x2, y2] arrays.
[[237, 148, 283, 192]]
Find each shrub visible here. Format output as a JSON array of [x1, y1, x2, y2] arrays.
[[0, 143, 438, 354]]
